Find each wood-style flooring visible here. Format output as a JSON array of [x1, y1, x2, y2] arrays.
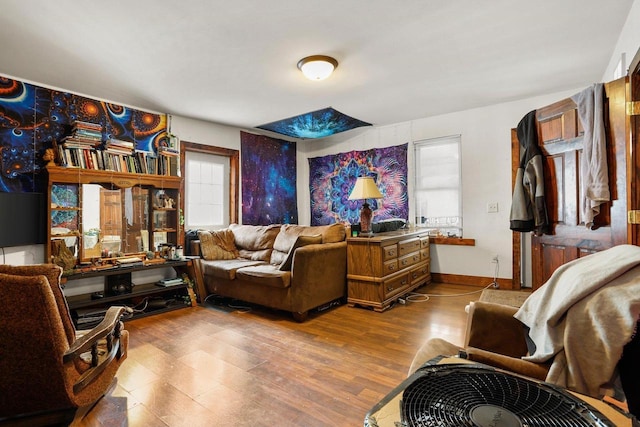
[[74, 282, 482, 426]]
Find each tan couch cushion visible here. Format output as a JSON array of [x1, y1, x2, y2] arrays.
[[278, 235, 322, 271], [229, 224, 280, 261], [235, 264, 291, 288], [200, 259, 266, 280], [198, 229, 239, 260]]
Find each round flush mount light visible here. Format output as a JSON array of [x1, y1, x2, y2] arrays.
[[297, 55, 338, 81]]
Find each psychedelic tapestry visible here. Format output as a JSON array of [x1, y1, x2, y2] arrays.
[[309, 143, 408, 226], [257, 107, 371, 139], [241, 131, 298, 225], [0, 75, 167, 192]]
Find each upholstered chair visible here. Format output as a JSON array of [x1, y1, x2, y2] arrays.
[[0, 264, 130, 425], [409, 300, 639, 419]]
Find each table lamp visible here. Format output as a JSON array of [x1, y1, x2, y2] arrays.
[[348, 176, 383, 235]]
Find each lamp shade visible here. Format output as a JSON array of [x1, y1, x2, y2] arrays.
[[348, 177, 383, 200], [297, 55, 338, 81]]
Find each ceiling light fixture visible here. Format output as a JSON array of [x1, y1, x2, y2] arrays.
[[297, 55, 338, 81]]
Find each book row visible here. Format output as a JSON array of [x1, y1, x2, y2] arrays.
[[56, 145, 180, 176]]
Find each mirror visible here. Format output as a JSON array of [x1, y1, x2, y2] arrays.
[[81, 184, 150, 260]]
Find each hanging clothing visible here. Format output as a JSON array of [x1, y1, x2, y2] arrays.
[[510, 110, 549, 235], [571, 83, 609, 229]]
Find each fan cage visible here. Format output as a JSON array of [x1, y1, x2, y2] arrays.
[[401, 364, 616, 427]]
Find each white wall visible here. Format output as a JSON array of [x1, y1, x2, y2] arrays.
[[603, 0, 640, 81]]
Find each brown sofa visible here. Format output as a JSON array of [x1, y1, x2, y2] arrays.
[[193, 223, 347, 321]]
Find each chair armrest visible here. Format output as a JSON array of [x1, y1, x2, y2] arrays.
[[64, 306, 131, 393], [64, 306, 131, 363], [464, 346, 550, 381], [465, 301, 529, 358]]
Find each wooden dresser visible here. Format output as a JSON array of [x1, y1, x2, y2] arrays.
[[347, 229, 431, 311]]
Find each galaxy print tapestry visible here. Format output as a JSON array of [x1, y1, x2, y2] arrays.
[[256, 107, 371, 139], [240, 131, 298, 225], [0, 75, 167, 193], [308, 143, 408, 226]]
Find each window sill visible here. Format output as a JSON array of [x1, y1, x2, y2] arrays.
[[431, 237, 475, 246]]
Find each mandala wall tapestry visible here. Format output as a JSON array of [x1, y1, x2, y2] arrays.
[[0, 75, 167, 193], [241, 131, 298, 225], [309, 143, 408, 226]]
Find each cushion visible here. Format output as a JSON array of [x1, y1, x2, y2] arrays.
[[198, 229, 239, 260], [228, 224, 280, 251], [270, 224, 311, 265], [279, 234, 322, 271], [235, 265, 291, 288], [200, 258, 265, 280]]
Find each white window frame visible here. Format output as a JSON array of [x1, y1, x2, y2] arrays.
[[414, 134, 463, 237], [185, 151, 229, 230]]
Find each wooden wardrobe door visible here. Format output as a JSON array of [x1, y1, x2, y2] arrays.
[[529, 78, 628, 289]]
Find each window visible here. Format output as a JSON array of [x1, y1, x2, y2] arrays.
[[414, 134, 462, 237], [181, 142, 239, 231]]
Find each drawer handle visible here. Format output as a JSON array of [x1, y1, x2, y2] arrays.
[[388, 265, 396, 271], [387, 285, 394, 291], [402, 259, 408, 265], [401, 280, 407, 286]]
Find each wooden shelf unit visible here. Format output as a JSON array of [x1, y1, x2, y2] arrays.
[[45, 165, 193, 325], [63, 259, 197, 326], [347, 229, 431, 312]]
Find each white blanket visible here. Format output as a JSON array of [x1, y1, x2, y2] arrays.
[[514, 244, 640, 397]]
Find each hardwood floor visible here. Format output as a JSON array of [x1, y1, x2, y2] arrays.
[[74, 282, 482, 426]]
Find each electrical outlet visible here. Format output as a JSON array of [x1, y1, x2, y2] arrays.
[[487, 202, 498, 213]]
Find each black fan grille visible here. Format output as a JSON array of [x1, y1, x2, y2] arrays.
[[401, 365, 615, 427]]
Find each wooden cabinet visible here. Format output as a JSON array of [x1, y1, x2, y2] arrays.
[[45, 165, 195, 325], [347, 229, 431, 311], [46, 165, 182, 263]]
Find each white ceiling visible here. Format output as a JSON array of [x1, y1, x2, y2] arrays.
[[0, 0, 634, 140]]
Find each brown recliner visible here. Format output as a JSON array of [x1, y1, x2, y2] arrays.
[[409, 300, 639, 419], [0, 264, 130, 426]]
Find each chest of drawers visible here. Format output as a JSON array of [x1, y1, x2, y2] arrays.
[[346, 229, 430, 311]]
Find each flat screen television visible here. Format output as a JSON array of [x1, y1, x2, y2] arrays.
[[0, 192, 46, 247]]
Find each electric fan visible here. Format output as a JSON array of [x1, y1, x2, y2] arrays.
[[400, 364, 617, 427], [365, 362, 636, 427]]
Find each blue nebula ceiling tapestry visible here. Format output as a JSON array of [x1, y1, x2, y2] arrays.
[[241, 131, 298, 225], [308, 143, 408, 226], [0, 75, 167, 193], [256, 107, 371, 139]]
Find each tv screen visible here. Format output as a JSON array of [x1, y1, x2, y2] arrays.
[[0, 192, 46, 247]]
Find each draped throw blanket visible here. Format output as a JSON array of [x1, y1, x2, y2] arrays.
[[514, 245, 640, 398], [571, 83, 610, 229]]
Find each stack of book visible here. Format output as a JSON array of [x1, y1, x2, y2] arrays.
[[156, 277, 184, 287], [57, 121, 103, 168]]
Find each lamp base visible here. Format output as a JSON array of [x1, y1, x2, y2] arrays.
[[360, 202, 373, 234]]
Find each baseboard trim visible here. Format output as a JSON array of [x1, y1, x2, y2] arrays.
[[431, 273, 515, 290]]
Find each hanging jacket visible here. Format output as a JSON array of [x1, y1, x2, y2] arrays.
[[510, 110, 549, 235]]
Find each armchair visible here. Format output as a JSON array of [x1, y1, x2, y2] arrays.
[[409, 300, 639, 419], [0, 264, 130, 426]]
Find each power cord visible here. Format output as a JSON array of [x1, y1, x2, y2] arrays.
[[405, 282, 495, 303], [489, 255, 500, 289]]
